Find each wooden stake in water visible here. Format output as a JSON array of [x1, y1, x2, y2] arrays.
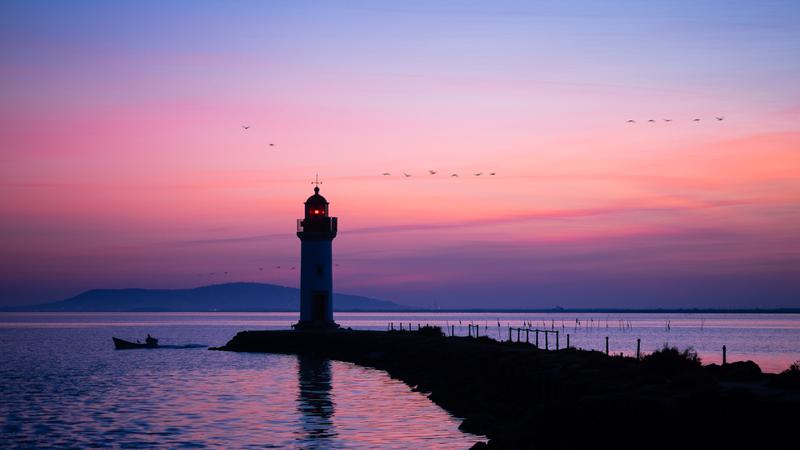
[[605, 336, 609, 355], [723, 345, 727, 365], [636, 338, 641, 360]]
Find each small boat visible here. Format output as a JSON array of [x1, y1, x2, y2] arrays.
[[113, 336, 159, 350]]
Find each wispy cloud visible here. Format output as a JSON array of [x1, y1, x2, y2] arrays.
[[164, 196, 763, 247]]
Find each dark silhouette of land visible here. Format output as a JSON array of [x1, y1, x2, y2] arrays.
[[215, 328, 800, 449], [8, 282, 408, 312], [7, 285, 798, 313]]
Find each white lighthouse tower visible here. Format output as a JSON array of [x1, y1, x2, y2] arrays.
[[294, 181, 339, 330]]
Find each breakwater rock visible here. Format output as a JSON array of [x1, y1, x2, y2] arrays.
[[214, 329, 799, 449]]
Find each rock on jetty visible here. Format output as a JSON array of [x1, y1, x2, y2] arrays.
[[214, 328, 800, 449]]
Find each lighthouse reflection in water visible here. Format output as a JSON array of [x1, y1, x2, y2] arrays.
[[297, 356, 335, 442]]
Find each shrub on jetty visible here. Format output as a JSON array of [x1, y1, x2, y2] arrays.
[[641, 345, 702, 378], [772, 360, 800, 389], [416, 325, 445, 337]]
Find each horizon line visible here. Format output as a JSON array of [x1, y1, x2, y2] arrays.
[[3, 307, 800, 314]]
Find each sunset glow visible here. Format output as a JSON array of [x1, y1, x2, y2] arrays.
[[2, 1, 799, 307]]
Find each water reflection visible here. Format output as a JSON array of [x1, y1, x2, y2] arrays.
[[0, 319, 484, 448], [297, 356, 337, 444]]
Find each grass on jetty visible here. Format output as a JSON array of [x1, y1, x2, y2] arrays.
[[772, 360, 800, 389]]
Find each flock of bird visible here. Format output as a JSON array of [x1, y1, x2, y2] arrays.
[[240, 116, 727, 184], [202, 263, 341, 277], [242, 116, 728, 153], [242, 125, 499, 178], [382, 170, 497, 178], [626, 116, 725, 123], [241, 125, 276, 148]]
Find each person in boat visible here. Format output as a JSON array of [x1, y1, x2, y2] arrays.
[[145, 334, 158, 346]]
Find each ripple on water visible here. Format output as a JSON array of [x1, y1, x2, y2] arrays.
[[0, 325, 484, 449]]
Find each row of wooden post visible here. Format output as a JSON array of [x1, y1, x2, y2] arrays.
[[388, 322, 420, 331], [506, 327, 561, 350], [387, 322, 728, 364]]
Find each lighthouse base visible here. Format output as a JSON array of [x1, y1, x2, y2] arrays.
[[292, 320, 340, 331]]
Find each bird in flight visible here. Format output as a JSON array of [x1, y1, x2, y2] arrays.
[[663, 119, 672, 122], [382, 172, 391, 176], [715, 116, 725, 121], [403, 173, 412, 178], [451, 173, 459, 177], [647, 119, 656, 123], [242, 125, 250, 130], [269, 143, 274, 147], [693, 118, 701, 122], [290, 266, 296, 270], [275, 265, 281, 269], [428, 170, 437, 175], [258, 267, 263, 271], [626, 119, 636, 123], [474, 172, 483, 176], [490, 172, 496, 176]]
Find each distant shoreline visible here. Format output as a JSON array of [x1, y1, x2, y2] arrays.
[[3, 308, 800, 314], [5, 282, 798, 313]]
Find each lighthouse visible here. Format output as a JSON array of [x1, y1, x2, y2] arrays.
[[294, 183, 339, 330]]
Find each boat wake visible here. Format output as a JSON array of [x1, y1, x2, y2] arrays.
[[113, 337, 208, 350], [157, 344, 208, 349]]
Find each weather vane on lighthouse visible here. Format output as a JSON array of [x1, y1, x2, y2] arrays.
[[294, 174, 339, 330]]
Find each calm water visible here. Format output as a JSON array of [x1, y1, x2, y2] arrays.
[[2, 313, 799, 449], [0, 313, 484, 449]]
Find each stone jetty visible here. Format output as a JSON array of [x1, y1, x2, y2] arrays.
[[213, 328, 800, 449]]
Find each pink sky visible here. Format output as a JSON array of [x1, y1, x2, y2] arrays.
[[1, 1, 799, 307]]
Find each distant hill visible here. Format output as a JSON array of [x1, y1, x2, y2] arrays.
[[13, 282, 408, 312]]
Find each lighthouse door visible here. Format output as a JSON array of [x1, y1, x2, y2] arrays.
[[312, 291, 328, 321]]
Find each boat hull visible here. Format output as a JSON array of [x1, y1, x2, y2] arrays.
[[113, 337, 158, 350]]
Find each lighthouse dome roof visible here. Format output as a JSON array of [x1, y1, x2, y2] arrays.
[[305, 186, 329, 206]]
